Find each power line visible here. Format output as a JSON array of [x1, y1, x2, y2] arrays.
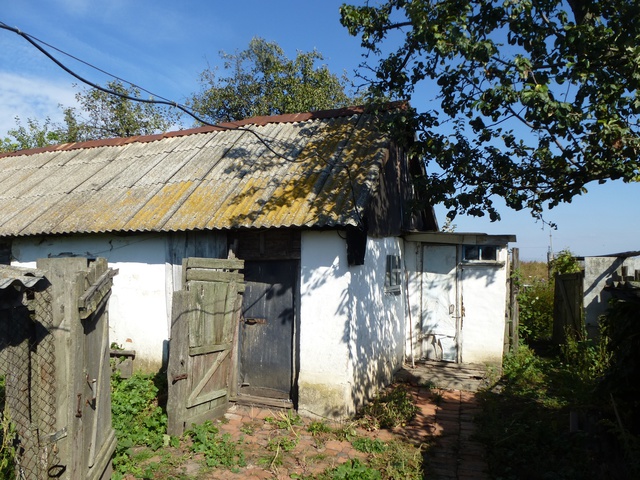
[[0, 21, 369, 227], [0, 21, 214, 126], [0, 20, 303, 162]]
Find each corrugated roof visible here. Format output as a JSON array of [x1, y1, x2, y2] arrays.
[[0, 265, 46, 290], [0, 105, 396, 237]]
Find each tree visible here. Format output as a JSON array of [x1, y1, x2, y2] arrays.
[[340, 0, 640, 222], [72, 80, 179, 139], [0, 81, 179, 153], [0, 116, 67, 152], [188, 37, 359, 123]]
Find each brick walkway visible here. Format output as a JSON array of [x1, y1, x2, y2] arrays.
[[417, 389, 489, 479]]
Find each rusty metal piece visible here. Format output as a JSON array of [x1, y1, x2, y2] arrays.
[[75, 394, 82, 418], [244, 317, 267, 325], [172, 373, 188, 383]]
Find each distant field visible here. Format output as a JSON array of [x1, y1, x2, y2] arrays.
[[519, 261, 548, 281]]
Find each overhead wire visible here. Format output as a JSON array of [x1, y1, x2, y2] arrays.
[[0, 20, 307, 163], [0, 20, 371, 228]]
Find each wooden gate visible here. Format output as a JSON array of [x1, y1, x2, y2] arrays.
[[167, 258, 244, 436], [0, 258, 117, 480], [553, 272, 584, 344]]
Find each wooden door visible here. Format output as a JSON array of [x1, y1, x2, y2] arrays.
[[167, 258, 244, 436], [237, 260, 296, 404], [421, 245, 459, 362]]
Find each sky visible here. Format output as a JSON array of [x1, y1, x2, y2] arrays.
[[0, 0, 638, 261]]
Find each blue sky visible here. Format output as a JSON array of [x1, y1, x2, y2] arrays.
[[1, 1, 638, 261]]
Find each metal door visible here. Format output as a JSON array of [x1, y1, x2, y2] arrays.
[[238, 260, 296, 402], [421, 245, 459, 362]]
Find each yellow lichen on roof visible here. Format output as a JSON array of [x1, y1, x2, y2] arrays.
[[0, 106, 396, 236]]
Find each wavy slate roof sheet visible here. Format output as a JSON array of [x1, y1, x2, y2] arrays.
[[0, 265, 46, 290], [0, 106, 393, 237]]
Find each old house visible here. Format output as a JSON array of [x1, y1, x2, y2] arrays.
[[0, 105, 513, 417]]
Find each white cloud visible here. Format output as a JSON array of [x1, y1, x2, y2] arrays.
[[0, 72, 77, 135]]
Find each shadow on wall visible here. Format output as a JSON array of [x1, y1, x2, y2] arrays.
[[338, 238, 403, 415]]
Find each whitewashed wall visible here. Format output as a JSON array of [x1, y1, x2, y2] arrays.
[[13, 233, 169, 371], [298, 231, 405, 418]]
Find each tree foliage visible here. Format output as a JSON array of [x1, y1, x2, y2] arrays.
[[341, 0, 640, 221], [71, 80, 179, 139], [188, 37, 358, 123], [0, 81, 178, 153]]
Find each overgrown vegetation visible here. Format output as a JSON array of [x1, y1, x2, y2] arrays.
[[0, 377, 16, 479], [185, 420, 245, 470], [358, 384, 418, 430], [111, 372, 169, 479], [477, 252, 640, 479], [108, 373, 423, 479]]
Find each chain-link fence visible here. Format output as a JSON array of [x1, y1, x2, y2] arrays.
[[0, 281, 58, 480]]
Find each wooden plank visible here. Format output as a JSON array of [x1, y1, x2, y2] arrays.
[[186, 349, 231, 408], [185, 269, 244, 284], [185, 257, 244, 271], [187, 388, 227, 408], [78, 268, 118, 318], [167, 290, 192, 436], [189, 342, 232, 356]]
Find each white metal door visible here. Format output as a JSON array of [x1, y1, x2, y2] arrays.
[[421, 244, 459, 362]]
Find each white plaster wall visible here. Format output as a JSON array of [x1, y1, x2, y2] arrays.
[[12, 233, 168, 370], [298, 231, 352, 417], [347, 236, 405, 410], [298, 231, 405, 418]]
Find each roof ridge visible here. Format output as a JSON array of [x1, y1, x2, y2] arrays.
[[0, 102, 406, 159]]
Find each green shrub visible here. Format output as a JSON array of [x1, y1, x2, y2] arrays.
[[517, 278, 554, 342]]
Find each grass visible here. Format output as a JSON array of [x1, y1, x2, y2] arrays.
[[475, 342, 635, 479]]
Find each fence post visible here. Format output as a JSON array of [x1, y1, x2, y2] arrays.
[[505, 248, 520, 354]]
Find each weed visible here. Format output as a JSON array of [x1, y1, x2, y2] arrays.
[[332, 422, 358, 441], [351, 437, 387, 453], [367, 440, 423, 480], [266, 410, 303, 431], [0, 411, 16, 479], [185, 420, 246, 469], [111, 372, 168, 478], [239, 421, 258, 435], [307, 420, 332, 436], [318, 458, 381, 479], [359, 384, 418, 430], [267, 435, 297, 452]]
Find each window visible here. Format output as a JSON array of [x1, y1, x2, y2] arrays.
[[463, 245, 498, 262], [385, 255, 402, 294]]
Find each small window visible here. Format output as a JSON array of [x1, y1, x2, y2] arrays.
[[385, 255, 402, 294], [463, 245, 498, 262]]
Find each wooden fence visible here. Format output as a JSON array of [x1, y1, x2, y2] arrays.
[[0, 258, 116, 480]]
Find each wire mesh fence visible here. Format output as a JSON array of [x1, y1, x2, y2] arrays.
[[0, 283, 58, 480]]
